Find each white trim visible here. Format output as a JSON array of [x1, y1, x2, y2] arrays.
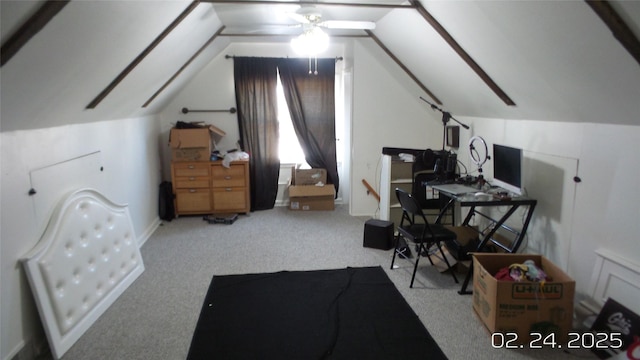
[[586, 248, 640, 315], [137, 217, 161, 248], [4, 340, 26, 360]]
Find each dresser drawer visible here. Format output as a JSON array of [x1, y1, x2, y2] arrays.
[[212, 188, 247, 212], [175, 188, 211, 213], [211, 164, 246, 188], [173, 162, 210, 177], [174, 176, 210, 189]]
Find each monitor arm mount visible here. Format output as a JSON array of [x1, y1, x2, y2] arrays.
[[419, 97, 469, 150]]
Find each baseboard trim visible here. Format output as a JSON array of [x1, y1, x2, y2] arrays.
[[5, 336, 49, 360], [275, 198, 344, 208], [137, 217, 161, 248], [4, 339, 25, 360]]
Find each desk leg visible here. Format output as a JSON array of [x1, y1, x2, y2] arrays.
[[457, 205, 519, 295], [455, 201, 536, 295]]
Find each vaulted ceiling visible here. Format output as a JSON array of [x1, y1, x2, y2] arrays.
[[1, 0, 639, 132]]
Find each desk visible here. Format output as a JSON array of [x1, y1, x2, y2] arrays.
[[433, 189, 537, 294]]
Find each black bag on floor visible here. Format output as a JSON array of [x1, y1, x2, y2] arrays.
[[159, 181, 175, 221]]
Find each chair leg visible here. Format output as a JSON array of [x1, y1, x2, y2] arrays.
[[436, 242, 459, 283], [390, 234, 400, 269], [410, 243, 424, 288], [423, 243, 436, 266]]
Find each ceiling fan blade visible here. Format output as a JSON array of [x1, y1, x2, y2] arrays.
[[318, 20, 376, 30], [287, 12, 310, 24], [287, 5, 323, 24], [225, 24, 301, 35]]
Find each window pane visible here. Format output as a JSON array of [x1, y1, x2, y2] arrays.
[[277, 74, 307, 166]]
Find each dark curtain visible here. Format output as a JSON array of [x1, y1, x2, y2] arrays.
[[234, 57, 280, 211], [278, 58, 339, 195]]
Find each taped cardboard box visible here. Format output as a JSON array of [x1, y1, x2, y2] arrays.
[[171, 148, 210, 162], [291, 167, 327, 186], [427, 245, 458, 273], [472, 253, 575, 345], [170, 128, 211, 161], [169, 125, 225, 161], [289, 185, 335, 211]]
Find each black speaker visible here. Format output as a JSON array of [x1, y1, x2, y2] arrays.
[[363, 219, 394, 250]]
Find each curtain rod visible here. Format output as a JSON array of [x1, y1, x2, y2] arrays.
[[225, 55, 343, 61], [181, 107, 237, 114]]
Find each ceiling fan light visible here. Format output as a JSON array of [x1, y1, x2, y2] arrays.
[[291, 27, 329, 56]]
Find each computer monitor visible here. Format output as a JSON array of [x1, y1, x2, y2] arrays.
[[492, 144, 523, 195]]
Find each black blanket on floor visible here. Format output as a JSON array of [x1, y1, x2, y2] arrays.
[[187, 266, 448, 360]]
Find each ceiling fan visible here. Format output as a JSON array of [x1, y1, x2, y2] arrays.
[[287, 5, 375, 57], [287, 5, 376, 31]]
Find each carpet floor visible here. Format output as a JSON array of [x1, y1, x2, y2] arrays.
[[56, 205, 595, 360]]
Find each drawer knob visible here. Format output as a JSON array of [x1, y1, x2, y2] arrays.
[[189, 189, 196, 193], [226, 188, 232, 192], [188, 165, 195, 169], [224, 176, 232, 180], [189, 177, 195, 180]]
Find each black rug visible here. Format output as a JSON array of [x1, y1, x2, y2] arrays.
[[187, 266, 448, 360]]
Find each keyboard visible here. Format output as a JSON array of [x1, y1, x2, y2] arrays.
[[430, 183, 479, 195]]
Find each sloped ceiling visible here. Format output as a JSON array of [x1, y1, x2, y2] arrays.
[[1, 1, 228, 131], [1, 0, 639, 132]]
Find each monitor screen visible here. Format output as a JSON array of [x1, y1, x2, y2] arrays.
[[492, 144, 523, 195]]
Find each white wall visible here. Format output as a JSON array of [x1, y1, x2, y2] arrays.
[[349, 39, 446, 216], [0, 116, 162, 360], [571, 123, 640, 303]]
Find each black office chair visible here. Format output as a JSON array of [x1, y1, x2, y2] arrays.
[[391, 188, 459, 287]]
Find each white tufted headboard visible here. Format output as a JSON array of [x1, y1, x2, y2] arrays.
[[22, 189, 145, 359]]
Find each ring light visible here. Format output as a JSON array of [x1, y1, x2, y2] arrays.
[[469, 136, 489, 167]]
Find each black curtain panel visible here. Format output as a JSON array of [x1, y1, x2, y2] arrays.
[[233, 57, 280, 211], [278, 58, 339, 196]]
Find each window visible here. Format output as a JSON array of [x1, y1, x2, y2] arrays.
[[276, 72, 308, 166]]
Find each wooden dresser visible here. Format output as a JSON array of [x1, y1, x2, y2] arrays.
[[171, 160, 250, 216]]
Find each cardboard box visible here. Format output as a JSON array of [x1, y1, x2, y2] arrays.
[[289, 185, 335, 211], [428, 246, 458, 273], [292, 167, 327, 186], [472, 253, 575, 345], [171, 148, 210, 161], [169, 128, 212, 161]]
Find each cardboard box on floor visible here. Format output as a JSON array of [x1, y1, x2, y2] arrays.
[[169, 125, 226, 161], [289, 185, 335, 211], [426, 245, 458, 273], [472, 253, 575, 345], [288, 167, 334, 211], [292, 167, 327, 185]]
